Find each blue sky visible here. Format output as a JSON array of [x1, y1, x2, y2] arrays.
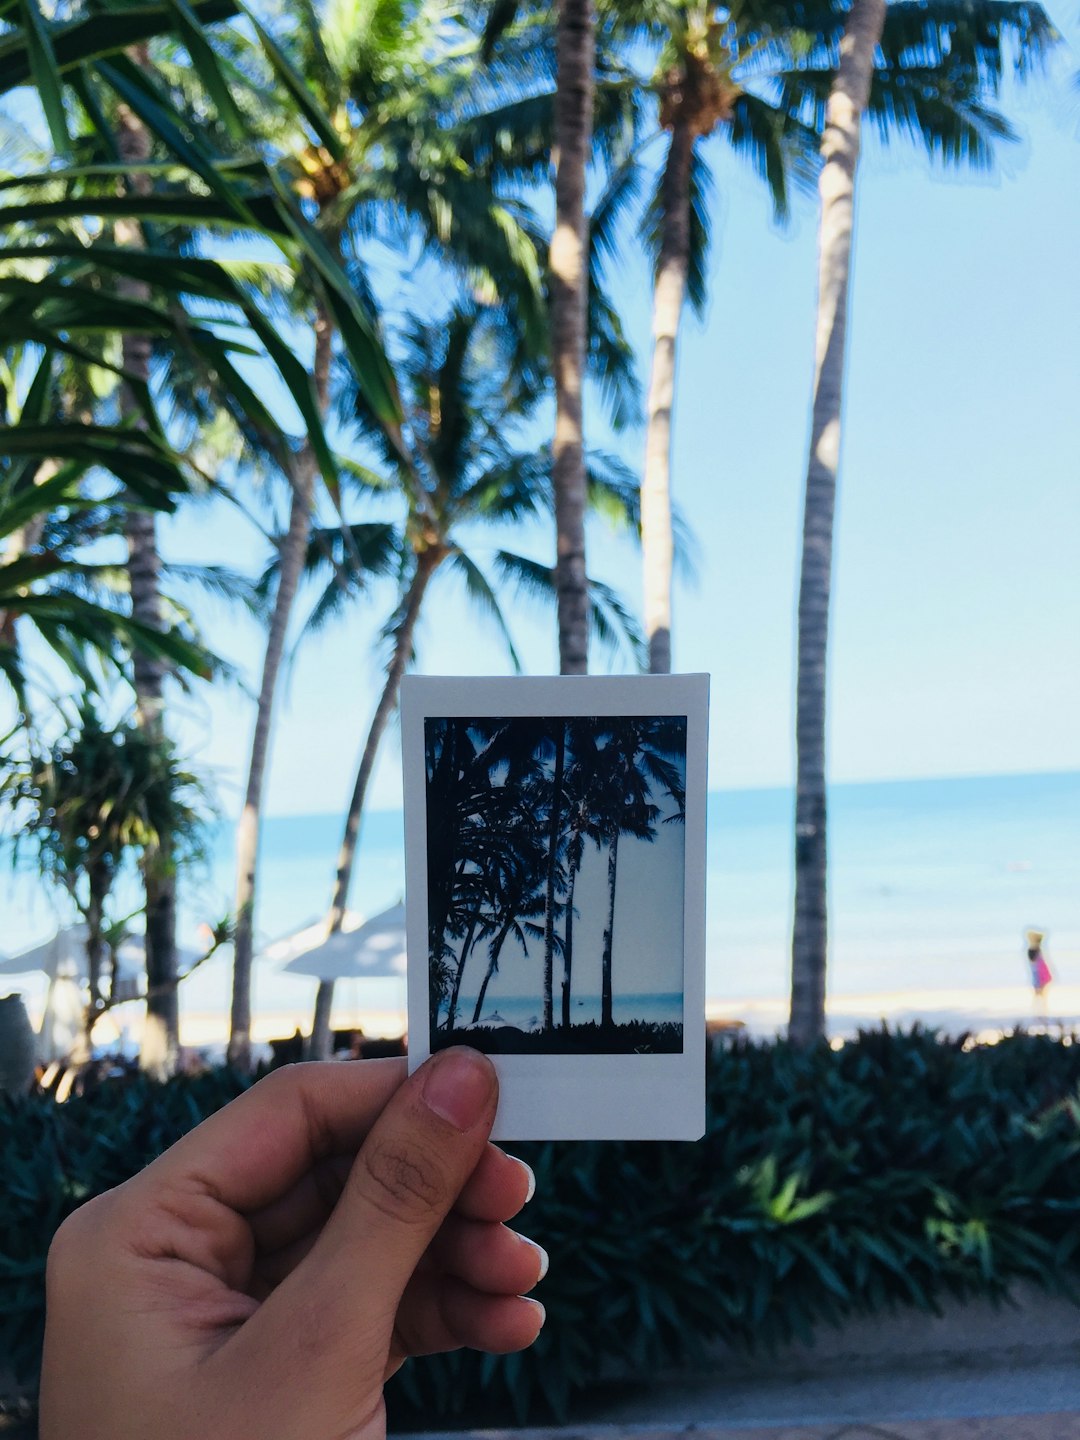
[[147, 32, 1080, 821]]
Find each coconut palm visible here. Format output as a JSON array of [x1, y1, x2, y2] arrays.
[[589, 716, 686, 1028], [264, 301, 642, 1055], [550, 0, 597, 675], [558, 719, 609, 1025], [788, 0, 1056, 1047], [223, 0, 587, 1067], [610, 1, 817, 673], [0, 352, 214, 702]]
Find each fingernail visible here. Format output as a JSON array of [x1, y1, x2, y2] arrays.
[[522, 1296, 546, 1330], [520, 1235, 548, 1282], [514, 1157, 536, 1204], [422, 1048, 494, 1132]]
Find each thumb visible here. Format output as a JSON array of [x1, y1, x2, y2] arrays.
[[321, 1046, 498, 1315], [247, 1047, 498, 1372]]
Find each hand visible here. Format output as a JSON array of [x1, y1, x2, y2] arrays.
[[39, 1048, 545, 1440]]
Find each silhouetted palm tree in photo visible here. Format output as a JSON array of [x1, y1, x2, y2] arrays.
[[595, 717, 687, 1027], [542, 723, 567, 1030], [466, 798, 551, 1026], [559, 720, 610, 1026]]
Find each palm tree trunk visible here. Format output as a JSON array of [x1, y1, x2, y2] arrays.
[[445, 910, 480, 1033], [114, 94, 178, 1080], [560, 837, 580, 1028], [601, 825, 619, 1029], [472, 917, 515, 1026], [641, 121, 693, 676], [228, 305, 332, 1071], [308, 980, 335, 1060], [790, 0, 885, 1048], [82, 889, 106, 1060], [551, 0, 595, 675], [307, 551, 437, 1060], [542, 725, 566, 1031]]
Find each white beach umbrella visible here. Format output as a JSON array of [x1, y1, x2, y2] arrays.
[[0, 925, 196, 1064], [0, 924, 195, 987], [276, 902, 407, 983], [269, 902, 407, 1061], [0, 925, 90, 980]]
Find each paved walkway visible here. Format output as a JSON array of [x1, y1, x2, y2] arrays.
[[453, 1423, 1080, 1439]]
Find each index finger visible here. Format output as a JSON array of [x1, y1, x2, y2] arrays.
[[133, 1059, 407, 1213]]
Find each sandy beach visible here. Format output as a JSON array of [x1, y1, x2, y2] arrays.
[[35, 982, 1078, 1060]]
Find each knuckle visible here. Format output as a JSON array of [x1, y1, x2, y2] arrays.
[[46, 1193, 115, 1292], [360, 1135, 447, 1222]]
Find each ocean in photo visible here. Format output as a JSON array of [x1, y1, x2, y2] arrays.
[[453, 992, 685, 1031], [2, 770, 1077, 1031]]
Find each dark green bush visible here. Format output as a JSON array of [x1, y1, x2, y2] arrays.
[[3, 1029, 1080, 1426]]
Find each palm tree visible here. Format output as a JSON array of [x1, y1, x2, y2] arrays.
[[551, 0, 596, 675], [593, 717, 686, 1027], [626, 1, 818, 673], [225, 0, 573, 1067], [788, 0, 1056, 1046], [541, 721, 566, 1030], [470, 870, 548, 1027], [0, 356, 213, 702], [558, 719, 608, 1025], [267, 303, 641, 1056]]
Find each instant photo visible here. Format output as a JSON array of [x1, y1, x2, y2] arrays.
[[402, 675, 709, 1141]]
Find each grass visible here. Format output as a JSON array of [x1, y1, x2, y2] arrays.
[[431, 1019, 684, 1055]]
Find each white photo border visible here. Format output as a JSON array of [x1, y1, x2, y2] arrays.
[[402, 673, 709, 1141]]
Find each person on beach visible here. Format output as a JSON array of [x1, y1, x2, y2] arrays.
[[38, 1048, 546, 1440], [1027, 928, 1052, 1017]]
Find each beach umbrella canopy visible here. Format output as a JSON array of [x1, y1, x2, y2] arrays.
[[274, 902, 408, 984], [0, 925, 194, 984], [0, 925, 90, 980]]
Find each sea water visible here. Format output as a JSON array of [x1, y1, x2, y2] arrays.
[[449, 992, 685, 1031], [3, 771, 1077, 1020]]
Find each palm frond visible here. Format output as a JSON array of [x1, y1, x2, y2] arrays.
[[447, 548, 522, 672]]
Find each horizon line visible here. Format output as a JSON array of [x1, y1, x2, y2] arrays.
[[251, 764, 1080, 824]]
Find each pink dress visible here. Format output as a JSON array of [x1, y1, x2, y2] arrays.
[[1031, 954, 1052, 991]]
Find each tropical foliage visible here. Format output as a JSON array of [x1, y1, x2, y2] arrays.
[[3, 1029, 1080, 1415], [0, 701, 213, 1046]]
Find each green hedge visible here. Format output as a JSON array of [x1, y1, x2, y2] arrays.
[[3, 1029, 1080, 1426]]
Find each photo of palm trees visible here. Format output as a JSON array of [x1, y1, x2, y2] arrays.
[[426, 714, 687, 1055]]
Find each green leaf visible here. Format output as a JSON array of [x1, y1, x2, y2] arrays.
[[159, 0, 246, 140], [94, 56, 256, 226], [17, 0, 72, 156], [262, 166, 401, 431], [235, 0, 344, 162], [0, 0, 237, 93]]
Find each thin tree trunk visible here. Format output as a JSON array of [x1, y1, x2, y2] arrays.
[[601, 825, 619, 1029], [560, 837, 580, 1028], [445, 909, 480, 1033], [472, 917, 515, 1026], [308, 551, 437, 1060], [308, 980, 335, 1060], [82, 891, 106, 1059], [542, 725, 566, 1031], [228, 305, 332, 1071], [551, 0, 595, 675], [114, 94, 179, 1080], [789, 0, 885, 1049], [641, 122, 693, 676]]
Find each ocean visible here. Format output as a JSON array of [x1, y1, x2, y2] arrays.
[[448, 993, 685, 1031], [3, 770, 1077, 1035]]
